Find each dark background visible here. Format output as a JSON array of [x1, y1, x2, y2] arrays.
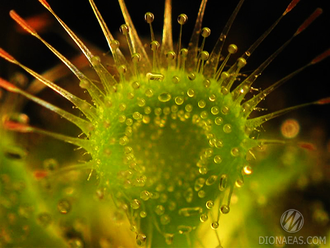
[[0, 0, 329, 141]]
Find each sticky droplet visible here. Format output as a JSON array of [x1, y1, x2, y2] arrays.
[[213, 155, 222, 164], [211, 221, 219, 229], [223, 124, 232, 133], [131, 199, 141, 210], [158, 92, 171, 102], [200, 213, 208, 223], [206, 200, 214, 209], [219, 175, 227, 191], [206, 175, 218, 185], [220, 205, 230, 214], [243, 165, 252, 175]]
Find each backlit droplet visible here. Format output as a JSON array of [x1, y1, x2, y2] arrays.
[[206, 200, 214, 209], [243, 165, 252, 175], [223, 124, 232, 133], [219, 175, 228, 191], [158, 92, 171, 102], [235, 179, 244, 188], [211, 106, 219, 115], [211, 221, 219, 229], [140, 190, 151, 201], [57, 199, 71, 214], [131, 199, 141, 209], [175, 96, 184, 105], [215, 117, 223, 125], [200, 213, 208, 223], [187, 89, 195, 97], [140, 211, 147, 218], [213, 155, 222, 164], [206, 175, 218, 185], [220, 205, 230, 214], [198, 100, 206, 108], [231, 147, 239, 157]]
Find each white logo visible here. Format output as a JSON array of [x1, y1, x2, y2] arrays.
[[280, 209, 304, 233]]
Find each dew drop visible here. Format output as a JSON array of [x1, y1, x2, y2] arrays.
[[57, 199, 71, 214], [175, 96, 184, 105], [158, 92, 171, 102], [219, 175, 227, 191], [221, 106, 229, 115], [140, 211, 147, 218], [211, 221, 219, 229], [177, 14, 188, 25], [231, 147, 239, 157], [220, 205, 230, 214], [200, 111, 208, 119], [235, 179, 244, 188], [198, 100, 206, 108], [200, 213, 208, 223], [131, 81, 140, 89], [243, 165, 252, 175], [145, 88, 154, 97], [223, 124, 232, 133], [206, 175, 218, 185], [211, 106, 219, 115], [187, 89, 195, 97], [206, 200, 214, 209], [213, 155, 222, 164], [140, 190, 151, 201], [131, 199, 141, 210], [215, 117, 223, 125], [172, 76, 180, 84]]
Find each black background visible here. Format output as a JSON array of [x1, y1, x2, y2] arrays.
[[0, 0, 329, 141]]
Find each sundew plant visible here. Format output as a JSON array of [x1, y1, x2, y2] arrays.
[[0, 0, 329, 247]]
